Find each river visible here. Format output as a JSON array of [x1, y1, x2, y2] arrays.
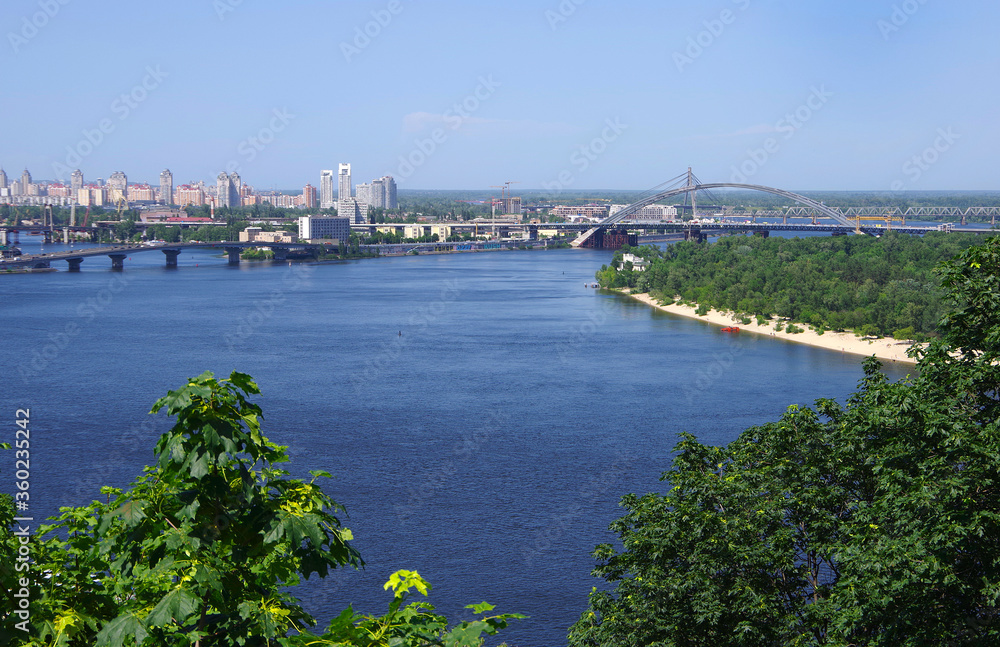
[[1, 236, 909, 646]]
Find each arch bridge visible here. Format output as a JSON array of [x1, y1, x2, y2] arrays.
[[572, 181, 857, 249]]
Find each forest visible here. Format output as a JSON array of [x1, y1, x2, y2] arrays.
[[596, 231, 988, 339]]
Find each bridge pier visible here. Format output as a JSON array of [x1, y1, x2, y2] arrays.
[[272, 247, 288, 261], [753, 230, 770, 238], [162, 249, 181, 267], [43, 230, 52, 244], [224, 247, 241, 265], [66, 257, 84, 272], [684, 229, 706, 243], [109, 253, 127, 271], [0, 228, 7, 246], [63, 227, 70, 244], [962, 214, 967, 226]]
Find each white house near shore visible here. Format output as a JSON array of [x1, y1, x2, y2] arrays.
[[622, 253, 650, 271]]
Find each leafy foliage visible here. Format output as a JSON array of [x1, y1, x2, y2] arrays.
[[288, 570, 524, 647], [598, 233, 986, 337], [4, 372, 517, 646], [571, 236, 1000, 646]]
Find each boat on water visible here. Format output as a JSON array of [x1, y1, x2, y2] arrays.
[[721, 326, 740, 333]]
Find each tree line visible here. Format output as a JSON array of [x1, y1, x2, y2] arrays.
[[570, 235, 1000, 646], [597, 232, 986, 339]]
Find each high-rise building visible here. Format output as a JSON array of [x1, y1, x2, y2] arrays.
[[216, 172, 242, 208], [384, 176, 397, 209], [159, 169, 173, 205], [0, 168, 7, 190], [21, 169, 32, 195], [108, 171, 128, 203], [71, 169, 84, 194], [338, 163, 352, 200], [127, 184, 156, 202], [231, 172, 242, 206], [338, 197, 369, 224], [302, 183, 318, 209], [367, 178, 383, 208], [354, 183, 381, 207], [320, 170, 335, 209], [356, 175, 397, 210], [176, 185, 206, 206]]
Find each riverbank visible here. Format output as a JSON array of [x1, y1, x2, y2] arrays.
[[620, 290, 919, 365]]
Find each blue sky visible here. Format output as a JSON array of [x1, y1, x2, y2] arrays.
[[1, 0, 997, 191]]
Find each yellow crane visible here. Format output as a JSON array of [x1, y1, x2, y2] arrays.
[[116, 196, 130, 219], [853, 215, 903, 233]]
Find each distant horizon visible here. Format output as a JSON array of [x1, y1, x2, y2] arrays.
[[9, 174, 1000, 197], [1, 1, 997, 192]]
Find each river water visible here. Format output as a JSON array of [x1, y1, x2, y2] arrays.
[[1, 235, 910, 646]]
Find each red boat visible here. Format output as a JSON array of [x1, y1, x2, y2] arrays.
[[721, 326, 740, 333]]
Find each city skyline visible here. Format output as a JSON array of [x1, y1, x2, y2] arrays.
[[1, 1, 998, 191], [0, 161, 399, 210]]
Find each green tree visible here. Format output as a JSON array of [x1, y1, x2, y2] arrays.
[[570, 236, 1000, 646], [7, 372, 518, 647]]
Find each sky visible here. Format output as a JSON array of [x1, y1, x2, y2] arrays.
[[1, 0, 998, 192]]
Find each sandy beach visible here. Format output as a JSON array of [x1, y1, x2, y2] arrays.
[[621, 291, 919, 365]]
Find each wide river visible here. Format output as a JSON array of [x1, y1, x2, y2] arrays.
[[2, 235, 909, 646]]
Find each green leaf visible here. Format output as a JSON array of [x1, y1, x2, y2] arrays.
[[95, 613, 149, 647], [145, 587, 200, 628], [466, 601, 495, 614]]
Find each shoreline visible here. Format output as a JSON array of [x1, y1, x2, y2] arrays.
[[618, 290, 919, 365]]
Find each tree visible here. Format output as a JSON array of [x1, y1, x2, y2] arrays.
[[5, 372, 518, 646], [570, 236, 1000, 646]]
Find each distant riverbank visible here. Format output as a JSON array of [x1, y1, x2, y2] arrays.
[[618, 290, 919, 365]]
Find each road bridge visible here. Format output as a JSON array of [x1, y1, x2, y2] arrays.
[[0, 238, 556, 272], [571, 173, 998, 249], [0, 241, 325, 271]]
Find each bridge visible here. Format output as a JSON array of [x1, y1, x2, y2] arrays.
[[0, 241, 325, 271], [0, 238, 553, 272], [571, 170, 999, 249]]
